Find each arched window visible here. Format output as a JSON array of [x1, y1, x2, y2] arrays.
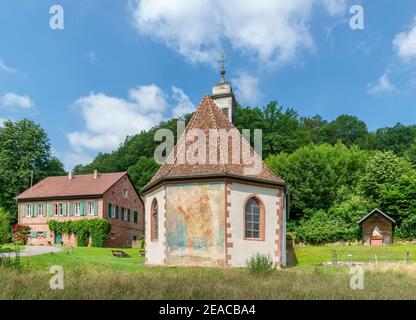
[[151, 200, 159, 241], [244, 197, 264, 240]]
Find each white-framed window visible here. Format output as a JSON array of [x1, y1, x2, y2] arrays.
[[111, 233, 116, 240], [37, 231, 44, 238], [123, 189, 128, 199], [58, 203, 64, 216], [38, 204, 44, 217], [54, 203, 58, 216], [26, 205, 32, 217], [74, 202, 81, 216], [88, 202, 95, 216]]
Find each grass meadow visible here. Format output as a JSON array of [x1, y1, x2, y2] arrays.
[[2, 245, 416, 299]]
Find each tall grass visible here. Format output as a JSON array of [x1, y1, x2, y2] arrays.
[[2, 265, 416, 300]]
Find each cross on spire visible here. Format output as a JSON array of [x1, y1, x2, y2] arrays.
[[218, 50, 227, 83]]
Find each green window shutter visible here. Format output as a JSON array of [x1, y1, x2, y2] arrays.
[[121, 208, 125, 221], [21, 205, 25, 218], [81, 201, 86, 216], [116, 206, 119, 219], [48, 203, 53, 217], [127, 210, 131, 222], [134, 211, 138, 224], [69, 202, 74, 216], [31, 204, 35, 217], [44, 231, 48, 238], [108, 204, 112, 218], [63, 203, 67, 216], [94, 201, 99, 216]]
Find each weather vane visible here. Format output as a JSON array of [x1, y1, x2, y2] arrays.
[[218, 50, 227, 83]]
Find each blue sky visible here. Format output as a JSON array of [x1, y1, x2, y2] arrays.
[[0, 0, 416, 170]]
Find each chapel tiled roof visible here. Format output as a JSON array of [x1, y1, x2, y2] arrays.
[[16, 172, 127, 200], [142, 95, 284, 192]]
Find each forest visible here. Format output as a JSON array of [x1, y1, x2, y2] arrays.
[[1, 101, 415, 244]]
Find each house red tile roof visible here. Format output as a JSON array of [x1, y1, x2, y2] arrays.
[[16, 172, 127, 200], [142, 95, 284, 192]]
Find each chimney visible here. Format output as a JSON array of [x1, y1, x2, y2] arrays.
[[94, 169, 98, 180], [68, 172, 73, 180]]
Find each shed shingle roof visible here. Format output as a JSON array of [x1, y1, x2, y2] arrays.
[[142, 95, 284, 192], [16, 172, 127, 200]]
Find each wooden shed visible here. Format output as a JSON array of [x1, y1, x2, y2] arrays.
[[358, 209, 396, 246]]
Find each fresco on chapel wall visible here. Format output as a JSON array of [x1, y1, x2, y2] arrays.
[[166, 182, 225, 266]]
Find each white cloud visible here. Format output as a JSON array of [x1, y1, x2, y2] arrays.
[[232, 73, 262, 104], [0, 93, 34, 109], [63, 152, 94, 172], [128, 84, 167, 113], [367, 72, 397, 95], [320, 0, 346, 16], [85, 51, 96, 63], [130, 0, 345, 66], [393, 17, 416, 62], [171, 86, 195, 117], [67, 85, 194, 161], [0, 59, 17, 73]]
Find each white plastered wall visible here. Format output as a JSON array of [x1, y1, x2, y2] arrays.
[[227, 183, 280, 267], [144, 186, 166, 265]]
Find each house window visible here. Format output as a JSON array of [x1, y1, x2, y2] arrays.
[[26, 205, 32, 217], [38, 204, 44, 217], [121, 208, 125, 221], [37, 231, 44, 238], [111, 233, 116, 240], [109, 204, 115, 218], [133, 211, 138, 224], [151, 200, 158, 241], [244, 197, 264, 240], [74, 202, 81, 216], [123, 189, 128, 199], [88, 202, 95, 216], [222, 108, 228, 118], [58, 203, 64, 216]]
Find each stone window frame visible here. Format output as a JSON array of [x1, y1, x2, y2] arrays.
[[151, 199, 159, 242], [243, 195, 266, 242]]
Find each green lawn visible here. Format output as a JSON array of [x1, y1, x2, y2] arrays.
[[24, 247, 148, 273], [0, 244, 24, 253], [2, 244, 416, 299], [295, 244, 416, 267]]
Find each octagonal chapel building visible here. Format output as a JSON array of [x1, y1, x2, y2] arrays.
[[141, 78, 288, 268]]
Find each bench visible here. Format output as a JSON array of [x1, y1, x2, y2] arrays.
[[111, 250, 130, 258]]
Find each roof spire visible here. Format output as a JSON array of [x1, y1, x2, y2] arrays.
[[218, 50, 227, 83]]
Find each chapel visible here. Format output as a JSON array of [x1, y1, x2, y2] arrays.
[[141, 65, 288, 267]]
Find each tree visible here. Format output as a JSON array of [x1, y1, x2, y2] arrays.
[[359, 151, 412, 203], [404, 142, 416, 168], [0, 119, 64, 221], [236, 102, 311, 157], [0, 208, 10, 246], [320, 115, 369, 148], [266, 143, 369, 220], [301, 115, 328, 144], [379, 172, 416, 225], [127, 157, 160, 192], [373, 123, 416, 155]]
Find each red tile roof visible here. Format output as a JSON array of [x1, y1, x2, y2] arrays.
[[16, 172, 127, 200], [142, 95, 284, 192]]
